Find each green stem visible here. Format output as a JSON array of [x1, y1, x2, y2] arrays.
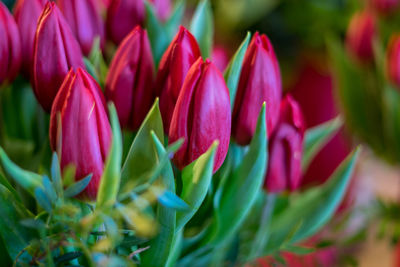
[[248, 193, 276, 260]]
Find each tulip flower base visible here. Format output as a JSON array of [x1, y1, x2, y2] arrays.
[[0, 0, 360, 266]]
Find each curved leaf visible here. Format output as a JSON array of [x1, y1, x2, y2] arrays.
[[120, 99, 164, 194], [190, 0, 214, 58], [176, 142, 218, 232], [97, 103, 123, 209]]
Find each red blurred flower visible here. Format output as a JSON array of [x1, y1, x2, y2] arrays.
[[232, 32, 282, 146], [346, 10, 376, 63], [169, 58, 231, 173], [370, 0, 399, 14], [0, 1, 21, 85], [386, 35, 400, 88], [33, 1, 84, 112], [264, 94, 305, 193], [106, 0, 145, 44], [50, 68, 111, 199], [148, 0, 171, 22], [156, 26, 201, 133], [212, 45, 230, 72], [105, 26, 155, 131], [58, 0, 105, 56], [13, 0, 45, 78]]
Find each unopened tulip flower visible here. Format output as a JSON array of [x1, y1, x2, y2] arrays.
[[0, 1, 21, 85], [50, 68, 111, 199], [156, 26, 201, 133], [33, 1, 85, 112], [105, 26, 154, 131], [386, 35, 400, 88], [13, 0, 46, 78], [212, 46, 229, 72], [58, 0, 105, 56], [232, 32, 282, 146], [346, 10, 376, 63], [264, 95, 305, 193], [169, 58, 231, 173], [371, 0, 399, 14], [107, 0, 145, 44], [149, 0, 171, 21]]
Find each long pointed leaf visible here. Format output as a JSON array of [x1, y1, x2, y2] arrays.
[[190, 0, 213, 58]]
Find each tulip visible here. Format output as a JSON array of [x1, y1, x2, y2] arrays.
[[370, 0, 399, 14], [212, 46, 230, 72], [148, 0, 171, 22], [58, 0, 105, 56], [13, 0, 46, 78], [106, 0, 145, 44], [386, 35, 400, 88], [33, 1, 85, 112], [232, 32, 282, 146], [169, 58, 231, 173], [0, 1, 21, 85], [264, 94, 305, 193], [290, 57, 352, 186], [156, 26, 201, 133], [346, 10, 376, 63], [105, 26, 154, 131], [50, 68, 111, 199]]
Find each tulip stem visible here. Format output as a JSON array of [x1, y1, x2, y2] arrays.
[[248, 193, 276, 260]]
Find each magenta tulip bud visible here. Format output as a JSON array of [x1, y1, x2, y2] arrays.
[[106, 0, 145, 44], [346, 10, 376, 63], [33, 2, 85, 112], [386, 35, 400, 88], [371, 0, 399, 14], [212, 46, 230, 72], [13, 0, 45, 78], [105, 26, 154, 131], [58, 0, 105, 56], [50, 68, 111, 199], [156, 26, 201, 133], [232, 32, 282, 146], [149, 0, 171, 21], [264, 94, 305, 193], [0, 1, 21, 85], [169, 58, 231, 173]]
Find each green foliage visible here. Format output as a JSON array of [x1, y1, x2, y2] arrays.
[[190, 0, 214, 58]]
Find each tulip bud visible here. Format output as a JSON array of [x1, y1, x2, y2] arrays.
[[105, 26, 154, 131], [156, 26, 201, 133], [58, 0, 105, 56], [232, 32, 282, 146], [0, 1, 21, 85], [169, 58, 231, 173], [264, 94, 305, 193], [50, 68, 111, 199], [386, 35, 400, 88], [346, 10, 376, 63], [106, 0, 145, 44], [13, 0, 45, 78], [33, 1, 85, 112], [212, 46, 230, 72], [370, 0, 399, 14], [148, 0, 171, 22]]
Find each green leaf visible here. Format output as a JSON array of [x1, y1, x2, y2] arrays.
[[84, 58, 100, 84], [265, 148, 360, 253], [281, 245, 315, 255], [224, 32, 251, 109], [54, 252, 83, 264], [42, 176, 57, 205], [0, 170, 20, 201], [165, 0, 186, 38], [157, 190, 190, 211], [145, 2, 170, 66], [97, 103, 123, 209], [34, 187, 52, 213], [176, 141, 218, 232], [190, 0, 214, 58], [50, 153, 63, 198], [64, 174, 92, 198], [302, 117, 342, 171], [141, 132, 176, 267], [210, 103, 267, 245], [0, 184, 35, 261], [0, 146, 43, 197], [88, 37, 108, 87], [120, 99, 164, 194]]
